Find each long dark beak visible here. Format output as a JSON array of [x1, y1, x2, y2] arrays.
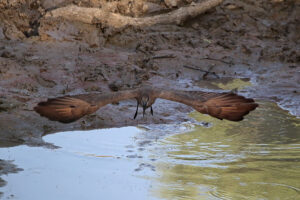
[[142, 105, 146, 118]]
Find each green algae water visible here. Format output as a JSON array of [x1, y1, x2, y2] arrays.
[[152, 102, 300, 200], [0, 101, 299, 199]]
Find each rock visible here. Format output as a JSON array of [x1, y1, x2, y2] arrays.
[[142, 3, 165, 15], [0, 97, 23, 112], [164, 0, 182, 8], [0, 26, 4, 40], [1, 51, 15, 58], [225, 4, 239, 10], [3, 24, 25, 40], [271, 0, 284, 3], [41, 0, 72, 10], [109, 80, 123, 91]]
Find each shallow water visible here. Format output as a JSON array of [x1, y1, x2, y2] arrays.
[[152, 102, 300, 200], [0, 102, 299, 200], [0, 127, 159, 200]]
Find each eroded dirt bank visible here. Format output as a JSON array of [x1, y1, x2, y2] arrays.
[[0, 0, 299, 147]]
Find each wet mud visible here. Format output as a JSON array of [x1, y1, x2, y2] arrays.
[[0, 0, 299, 191], [0, 0, 299, 144]]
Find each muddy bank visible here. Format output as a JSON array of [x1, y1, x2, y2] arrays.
[[0, 0, 299, 146]]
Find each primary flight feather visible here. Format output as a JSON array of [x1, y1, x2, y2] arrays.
[[34, 86, 258, 123]]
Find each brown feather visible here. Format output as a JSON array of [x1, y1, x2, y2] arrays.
[[34, 97, 98, 123], [157, 89, 258, 121], [34, 89, 139, 123], [34, 87, 258, 123], [193, 93, 258, 121]]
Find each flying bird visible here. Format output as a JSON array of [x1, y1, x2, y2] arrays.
[[34, 86, 258, 123]]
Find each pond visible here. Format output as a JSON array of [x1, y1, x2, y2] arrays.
[[0, 101, 299, 199]]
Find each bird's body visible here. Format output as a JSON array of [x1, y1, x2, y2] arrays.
[[34, 86, 258, 123]]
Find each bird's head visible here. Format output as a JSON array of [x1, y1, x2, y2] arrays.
[[133, 88, 156, 119], [133, 93, 155, 119]]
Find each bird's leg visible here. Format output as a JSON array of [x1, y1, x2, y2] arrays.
[[134, 101, 139, 119], [150, 106, 153, 116]]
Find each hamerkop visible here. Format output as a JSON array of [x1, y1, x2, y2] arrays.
[[34, 86, 258, 123]]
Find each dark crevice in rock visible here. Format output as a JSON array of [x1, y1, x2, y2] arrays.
[[24, 19, 40, 37]]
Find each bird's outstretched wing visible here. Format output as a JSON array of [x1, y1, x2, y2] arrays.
[[34, 90, 139, 123], [35, 87, 258, 123], [155, 89, 258, 121]]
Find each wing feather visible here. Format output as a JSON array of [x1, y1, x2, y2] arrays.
[[34, 97, 97, 123], [157, 90, 258, 121], [35, 87, 258, 123], [34, 90, 139, 123]]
